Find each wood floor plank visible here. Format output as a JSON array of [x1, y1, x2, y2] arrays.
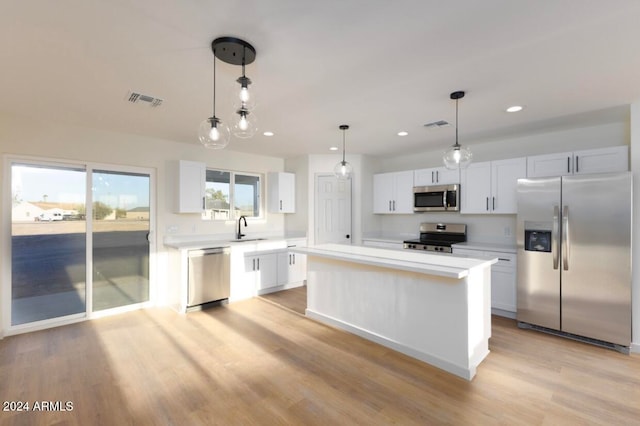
[[1, 291, 639, 425]]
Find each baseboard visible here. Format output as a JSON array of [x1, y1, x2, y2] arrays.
[[491, 308, 516, 319], [630, 342, 640, 354]]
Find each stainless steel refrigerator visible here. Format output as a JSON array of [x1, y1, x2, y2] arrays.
[[516, 172, 632, 351]]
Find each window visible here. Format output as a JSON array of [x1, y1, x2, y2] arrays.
[[203, 169, 261, 220]]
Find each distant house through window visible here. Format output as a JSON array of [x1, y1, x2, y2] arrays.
[[203, 169, 262, 220]]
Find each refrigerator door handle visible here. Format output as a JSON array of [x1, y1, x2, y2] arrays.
[[553, 205, 559, 270], [562, 205, 570, 271]]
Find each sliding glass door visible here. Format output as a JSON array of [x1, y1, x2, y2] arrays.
[[9, 160, 153, 329], [92, 169, 150, 311], [11, 163, 87, 325]]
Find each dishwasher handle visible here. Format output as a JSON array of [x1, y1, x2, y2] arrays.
[[188, 247, 230, 257]]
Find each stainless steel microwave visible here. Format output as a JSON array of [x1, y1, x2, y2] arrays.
[[413, 184, 460, 212]]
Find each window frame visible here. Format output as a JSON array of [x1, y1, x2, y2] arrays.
[[202, 168, 263, 221]]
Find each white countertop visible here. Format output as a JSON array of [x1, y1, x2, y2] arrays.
[[164, 236, 305, 251], [453, 241, 517, 253], [291, 243, 497, 279]]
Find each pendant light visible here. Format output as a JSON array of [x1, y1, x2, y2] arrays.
[[232, 53, 258, 138], [234, 56, 257, 111], [334, 125, 353, 180], [443, 91, 473, 169], [198, 41, 230, 149]]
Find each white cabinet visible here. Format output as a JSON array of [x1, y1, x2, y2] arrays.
[[176, 160, 206, 213], [414, 167, 460, 186], [245, 253, 278, 292], [267, 172, 295, 213], [277, 251, 306, 286], [453, 247, 517, 317], [460, 158, 527, 214], [373, 170, 414, 214], [527, 146, 628, 178]]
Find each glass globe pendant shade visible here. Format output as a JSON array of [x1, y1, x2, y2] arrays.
[[233, 76, 257, 111], [334, 160, 353, 180], [233, 109, 258, 139], [443, 144, 473, 170], [198, 116, 230, 149]]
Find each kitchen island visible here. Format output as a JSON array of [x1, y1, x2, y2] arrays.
[[289, 243, 497, 380]]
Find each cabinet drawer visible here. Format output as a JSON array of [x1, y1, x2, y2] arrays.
[[489, 252, 516, 272]]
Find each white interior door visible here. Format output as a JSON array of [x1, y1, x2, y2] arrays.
[[315, 175, 352, 244]]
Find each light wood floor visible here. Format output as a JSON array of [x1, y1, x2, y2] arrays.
[[1, 290, 639, 425]]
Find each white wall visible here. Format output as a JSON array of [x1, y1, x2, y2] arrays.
[[0, 113, 286, 331]]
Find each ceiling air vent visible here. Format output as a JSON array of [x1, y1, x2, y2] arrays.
[[424, 120, 450, 129], [126, 91, 163, 108]]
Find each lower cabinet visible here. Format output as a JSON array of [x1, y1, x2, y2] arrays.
[[245, 253, 279, 292], [243, 249, 307, 296], [453, 247, 517, 317], [277, 251, 307, 287]]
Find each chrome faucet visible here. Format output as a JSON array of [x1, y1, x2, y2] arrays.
[[237, 215, 247, 240]]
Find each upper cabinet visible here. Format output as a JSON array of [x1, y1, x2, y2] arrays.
[[176, 160, 206, 213], [414, 167, 460, 186], [267, 172, 295, 213], [373, 170, 414, 214], [527, 146, 628, 178], [460, 157, 527, 214]]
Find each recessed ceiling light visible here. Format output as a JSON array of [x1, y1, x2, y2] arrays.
[[329, 146, 339, 151], [397, 131, 408, 136], [506, 105, 523, 113], [263, 131, 274, 136]]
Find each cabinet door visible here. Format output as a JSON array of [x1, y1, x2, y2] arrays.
[[491, 253, 517, 313], [256, 253, 278, 290], [393, 170, 415, 213], [460, 162, 491, 214], [414, 168, 437, 186], [433, 167, 460, 185], [288, 252, 307, 283], [267, 172, 296, 213], [527, 152, 573, 178], [245, 254, 278, 290], [373, 173, 394, 213], [177, 160, 205, 213], [491, 157, 527, 214], [573, 146, 628, 175], [277, 251, 307, 286]]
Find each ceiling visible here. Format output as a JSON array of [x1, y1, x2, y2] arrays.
[[2, 0, 640, 159]]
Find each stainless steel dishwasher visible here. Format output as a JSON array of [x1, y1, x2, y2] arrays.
[[187, 247, 231, 308]]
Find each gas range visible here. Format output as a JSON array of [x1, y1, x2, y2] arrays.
[[403, 223, 466, 253]]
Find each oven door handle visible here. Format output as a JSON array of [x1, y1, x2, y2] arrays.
[[442, 190, 448, 209]]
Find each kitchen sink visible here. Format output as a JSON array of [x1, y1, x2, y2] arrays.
[[228, 238, 267, 242]]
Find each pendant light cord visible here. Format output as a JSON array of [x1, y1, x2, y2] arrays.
[[212, 48, 217, 117], [342, 128, 346, 163], [455, 97, 459, 148]]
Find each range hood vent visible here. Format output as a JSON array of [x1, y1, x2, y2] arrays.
[[126, 91, 163, 108], [424, 120, 450, 128]]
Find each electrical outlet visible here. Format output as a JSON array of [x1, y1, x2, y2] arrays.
[[166, 225, 178, 234], [504, 226, 511, 237]]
